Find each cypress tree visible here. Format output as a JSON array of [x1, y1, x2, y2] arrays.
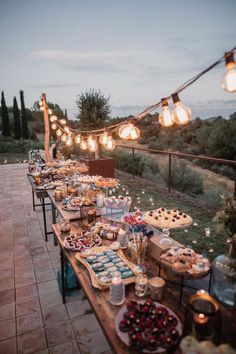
[[64, 109, 68, 120], [1, 91, 11, 136], [20, 90, 29, 139], [13, 97, 21, 139]]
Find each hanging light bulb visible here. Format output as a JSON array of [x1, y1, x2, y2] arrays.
[[118, 122, 140, 140], [56, 129, 62, 137], [159, 98, 174, 127], [48, 108, 53, 115], [50, 115, 57, 123], [60, 118, 67, 125], [80, 138, 88, 150], [51, 123, 57, 130], [87, 134, 94, 144], [66, 136, 73, 146], [39, 100, 43, 107], [61, 134, 67, 142], [104, 135, 116, 150], [172, 93, 192, 125], [99, 131, 109, 145], [75, 134, 81, 144], [221, 51, 236, 92], [64, 126, 70, 133], [88, 139, 98, 152], [40, 105, 44, 111]]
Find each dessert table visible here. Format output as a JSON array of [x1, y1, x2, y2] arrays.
[[52, 221, 183, 354]]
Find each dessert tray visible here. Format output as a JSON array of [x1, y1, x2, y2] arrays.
[[63, 232, 102, 251], [104, 195, 132, 209], [62, 196, 94, 211], [144, 208, 193, 229], [95, 178, 118, 189], [160, 247, 210, 277], [75, 246, 140, 290], [115, 299, 182, 353], [77, 175, 102, 184]]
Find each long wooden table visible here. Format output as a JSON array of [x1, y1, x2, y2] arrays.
[[52, 221, 185, 354]]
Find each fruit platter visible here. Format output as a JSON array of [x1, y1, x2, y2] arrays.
[[63, 231, 102, 251], [115, 299, 182, 353], [75, 246, 140, 290]]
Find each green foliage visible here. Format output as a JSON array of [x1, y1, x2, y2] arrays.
[[13, 97, 21, 139], [214, 196, 236, 237], [75, 89, 111, 129], [0, 137, 43, 153], [160, 159, 204, 195], [20, 90, 29, 139], [1, 91, 11, 136]]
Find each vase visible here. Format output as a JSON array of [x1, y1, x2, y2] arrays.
[[212, 234, 236, 307]]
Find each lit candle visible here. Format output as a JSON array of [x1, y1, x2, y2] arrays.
[[193, 313, 209, 339], [194, 313, 208, 325], [54, 189, 63, 202]]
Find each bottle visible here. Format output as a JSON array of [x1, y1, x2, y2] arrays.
[[110, 271, 125, 305]]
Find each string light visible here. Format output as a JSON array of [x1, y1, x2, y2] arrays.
[[104, 135, 116, 150], [159, 98, 174, 127], [118, 122, 140, 140], [75, 134, 81, 144], [48, 108, 53, 115], [99, 131, 109, 145], [50, 115, 57, 123], [221, 51, 236, 93], [88, 139, 98, 152], [80, 138, 88, 150], [172, 93, 192, 125], [39, 100, 43, 107], [56, 129, 62, 137], [61, 134, 67, 142], [66, 136, 73, 146], [64, 126, 70, 133], [60, 118, 67, 125], [51, 123, 57, 130]]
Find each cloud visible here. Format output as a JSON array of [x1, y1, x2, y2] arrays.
[[29, 83, 81, 89]]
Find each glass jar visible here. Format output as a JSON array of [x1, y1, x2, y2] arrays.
[[212, 234, 236, 307], [135, 273, 149, 298], [110, 271, 125, 305]]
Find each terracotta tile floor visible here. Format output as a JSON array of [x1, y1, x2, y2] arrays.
[[0, 164, 112, 354]]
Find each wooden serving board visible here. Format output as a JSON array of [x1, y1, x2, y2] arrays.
[[75, 246, 140, 291]]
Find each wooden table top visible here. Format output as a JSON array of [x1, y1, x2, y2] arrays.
[[46, 189, 82, 222], [52, 221, 183, 354]]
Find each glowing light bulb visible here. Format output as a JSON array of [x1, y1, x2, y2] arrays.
[[50, 115, 57, 123], [99, 131, 109, 145], [159, 98, 174, 127], [87, 135, 94, 144], [60, 119, 67, 125], [118, 123, 140, 140], [61, 134, 67, 142], [75, 134, 81, 144], [56, 129, 62, 137], [104, 136, 116, 150], [51, 123, 57, 130], [40, 106, 44, 111], [64, 126, 70, 133], [80, 139, 88, 150], [39, 100, 43, 106], [172, 93, 192, 125], [89, 140, 98, 152], [66, 136, 73, 146], [221, 52, 236, 93], [48, 108, 53, 115]]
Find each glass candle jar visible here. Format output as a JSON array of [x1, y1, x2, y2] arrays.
[[110, 271, 125, 305], [60, 218, 71, 233], [54, 188, 63, 202], [135, 273, 149, 298], [149, 277, 165, 301]]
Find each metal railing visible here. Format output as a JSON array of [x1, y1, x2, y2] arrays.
[[115, 144, 236, 199]]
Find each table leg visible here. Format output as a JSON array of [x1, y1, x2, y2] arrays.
[[60, 248, 66, 304], [51, 203, 58, 246], [208, 269, 213, 294], [41, 197, 48, 242], [32, 189, 35, 211], [179, 275, 184, 304]]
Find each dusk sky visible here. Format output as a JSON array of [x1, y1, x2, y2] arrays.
[[0, 0, 236, 119]]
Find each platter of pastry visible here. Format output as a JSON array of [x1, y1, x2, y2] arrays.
[[115, 299, 182, 353], [160, 246, 210, 277], [77, 175, 102, 183], [144, 208, 193, 229], [63, 232, 102, 251], [62, 196, 94, 211], [75, 246, 139, 290], [104, 195, 132, 209], [95, 178, 118, 188]]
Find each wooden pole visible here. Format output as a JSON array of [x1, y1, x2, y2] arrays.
[[42, 93, 51, 162]]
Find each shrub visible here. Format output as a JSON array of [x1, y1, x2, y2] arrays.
[[0, 138, 43, 153], [210, 164, 235, 180], [160, 159, 204, 195]]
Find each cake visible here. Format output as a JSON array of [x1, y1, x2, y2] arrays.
[[144, 208, 193, 229]]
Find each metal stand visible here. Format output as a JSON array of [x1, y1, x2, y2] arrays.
[[40, 197, 53, 242], [60, 248, 66, 304]]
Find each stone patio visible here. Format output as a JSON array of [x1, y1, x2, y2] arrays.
[[0, 164, 111, 354]]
